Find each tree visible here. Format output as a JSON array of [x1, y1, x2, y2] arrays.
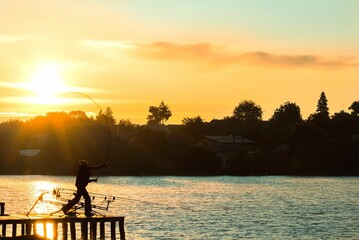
[[182, 116, 204, 126], [233, 100, 262, 121], [118, 119, 135, 127], [349, 100, 359, 116], [182, 116, 205, 142], [69, 110, 89, 120], [147, 101, 172, 125], [307, 91, 330, 128], [270, 101, 302, 128], [104, 107, 116, 126], [97, 107, 116, 126], [316, 91, 329, 118]]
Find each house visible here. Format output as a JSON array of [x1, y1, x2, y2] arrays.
[[200, 135, 255, 152], [200, 135, 256, 168]]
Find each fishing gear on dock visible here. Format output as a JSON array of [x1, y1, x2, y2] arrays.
[[27, 187, 117, 217], [57, 187, 168, 206]]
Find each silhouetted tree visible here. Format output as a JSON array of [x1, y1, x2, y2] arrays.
[[233, 100, 262, 122], [307, 92, 330, 129], [349, 100, 359, 116], [270, 101, 302, 128], [317, 91, 329, 116], [331, 110, 355, 138], [2, 96, 359, 176], [147, 101, 172, 125], [104, 107, 116, 125], [96, 107, 116, 126], [182, 116, 205, 143], [69, 110, 89, 120], [118, 119, 135, 127], [182, 116, 204, 126], [130, 127, 169, 174]]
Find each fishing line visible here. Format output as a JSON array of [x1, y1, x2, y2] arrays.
[[60, 92, 111, 177]]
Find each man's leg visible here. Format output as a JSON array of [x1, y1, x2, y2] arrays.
[[83, 188, 93, 216], [62, 188, 82, 214]]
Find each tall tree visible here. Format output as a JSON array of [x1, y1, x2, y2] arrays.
[[97, 107, 116, 126], [307, 91, 330, 129], [233, 100, 263, 121], [316, 91, 329, 118], [104, 107, 116, 126], [147, 101, 172, 125]]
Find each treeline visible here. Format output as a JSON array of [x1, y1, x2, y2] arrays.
[[0, 92, 358, 176]]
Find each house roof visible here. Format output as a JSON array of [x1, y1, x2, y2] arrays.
[[19, 149, 41, 157], [203, 135, 255, 144]]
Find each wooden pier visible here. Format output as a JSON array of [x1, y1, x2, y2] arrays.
[[0, 213, 125, 240]]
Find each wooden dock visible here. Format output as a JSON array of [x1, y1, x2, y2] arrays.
[[0, 214, 125, 240]]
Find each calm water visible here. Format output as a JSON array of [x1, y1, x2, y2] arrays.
[[0, 176, 358, 239]]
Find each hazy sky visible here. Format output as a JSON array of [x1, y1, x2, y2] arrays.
[[0, 0, 358, 124]]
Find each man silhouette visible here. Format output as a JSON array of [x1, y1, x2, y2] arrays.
[[62, 160, 108, 216]]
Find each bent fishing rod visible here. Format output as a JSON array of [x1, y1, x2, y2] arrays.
[[60, 92, 111, 178]]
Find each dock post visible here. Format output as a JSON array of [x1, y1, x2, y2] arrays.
[[2, 223, 6, 236], [100, 222, 105, 240], [0, 203, 4, 216], [81, 222, 88, 240], [111, 221, 116, 240], [70, 222, 76, 240], [25, 223, 31, 235], [62, 222, 68, 240], [90, 221, 97, 240], [12, 223, 17, 237], [119, 218, 125, 240], [21, 223, 25, 235]]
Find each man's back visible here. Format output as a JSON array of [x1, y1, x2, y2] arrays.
[[75, 164, 89, 187]]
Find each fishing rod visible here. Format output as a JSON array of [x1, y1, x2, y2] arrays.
[[60, 92, 111, 178]]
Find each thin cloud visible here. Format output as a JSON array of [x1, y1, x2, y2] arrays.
[[132, 41, 358, 68], [0, 35, 44, 43], [0, 111, 37, 118], [81, 40, 135, 49], [134, 42, 215, 59]]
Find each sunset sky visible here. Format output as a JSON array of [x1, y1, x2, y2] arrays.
[[0, 0, 358, 124]]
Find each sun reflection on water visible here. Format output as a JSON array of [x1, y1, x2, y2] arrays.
[[30, 181, 58, 215], [35, 222, 54, 239]]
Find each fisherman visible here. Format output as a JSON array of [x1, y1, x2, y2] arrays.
[[62, 159, 109, 216]]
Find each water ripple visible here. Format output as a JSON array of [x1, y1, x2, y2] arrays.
[[0, 176, 358, 239]]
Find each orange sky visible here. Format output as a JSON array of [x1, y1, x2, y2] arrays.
[[0, 0, 358, 124]]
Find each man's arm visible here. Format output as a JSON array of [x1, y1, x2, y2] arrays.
[[89, 178, 98, 183], [88, 162, 109, 170]]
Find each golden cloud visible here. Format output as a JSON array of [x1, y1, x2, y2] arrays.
[[132, 41, 358, 68]]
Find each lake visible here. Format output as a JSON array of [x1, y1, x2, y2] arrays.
[[0, 176, 358, 239]]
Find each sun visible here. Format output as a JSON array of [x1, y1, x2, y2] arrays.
[[26, 63, 67, 104]]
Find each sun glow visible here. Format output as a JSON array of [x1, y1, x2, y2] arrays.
[[36, 222, 54, 239], [26, 63, 68, 104], [31, 181, 58, 214]]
